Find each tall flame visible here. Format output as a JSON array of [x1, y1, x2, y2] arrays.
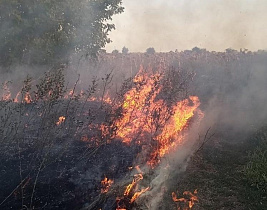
[[114, 68, 202, 208], [115, 68, 162, 144], [114, 68, 201, 166]]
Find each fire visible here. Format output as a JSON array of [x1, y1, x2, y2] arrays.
[[113, 68, 203, 209], [1, 81, 11, 101], [14, 92, 20, 103], [130, 187, 149, 204], [114, 68, 202, 166], [12, 91, 32, 103], [116, 166, 149, 208], [113, 68, 202, 208], [103, 95, 112, 105], [172, 189, 198, 209], [56, 116, 66, 125], [148, 96, 201, 166], [101, 176, 114, 193], [115, 69, 162, 144], [123, 173, 143, 197], [24, 92, 31, 104]]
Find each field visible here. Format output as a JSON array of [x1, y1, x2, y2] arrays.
[[1, 50, 267, 210]]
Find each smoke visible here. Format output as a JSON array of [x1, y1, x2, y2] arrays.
[[200, 55, 267, 136], [135, 52, 267, 209], [107, 0, 267, 52], [1, 1, 267, 209], [141, 117, 204, 209]]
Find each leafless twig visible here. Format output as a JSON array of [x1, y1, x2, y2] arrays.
[[194, 127, 215, 154]]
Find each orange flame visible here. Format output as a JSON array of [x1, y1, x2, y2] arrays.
[[114, 68, 202, 166], [101, 176, 114, 193], [117, 166, 149, 208], [148, 96, 201, 166], [172, 189, 198, 209], [123, 173, 143, 197], [24, 92, 31, 104], [115, 68, 162, 144], [1, 81, 11, 101], [56, 116, 66, 125], [130, 187, 149, 203], [14, 92, 21, 103]]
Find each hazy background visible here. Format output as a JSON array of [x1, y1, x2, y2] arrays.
[[106, 0, 267, 52]]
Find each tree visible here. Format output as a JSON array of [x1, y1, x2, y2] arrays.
[[225, 48, 238, 54], [122, 46, 129, 54], [0, 0, 124, 67], [192, 47, 201, 53], [146, 47, 155, 55]]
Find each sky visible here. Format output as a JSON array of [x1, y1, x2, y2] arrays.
[[105, 0, 267, 52]]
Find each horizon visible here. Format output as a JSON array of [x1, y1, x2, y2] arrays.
[[103, 47, 263, 53]]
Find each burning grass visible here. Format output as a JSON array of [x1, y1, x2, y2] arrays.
[[1, 50, 267, 209], [172, 189, 198, 209], [114, 67, 202, 167], [0, 65, 203, 209]]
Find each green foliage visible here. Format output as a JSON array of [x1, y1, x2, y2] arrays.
[[244, 126, 267, 191], [0, 0, 124, 66]]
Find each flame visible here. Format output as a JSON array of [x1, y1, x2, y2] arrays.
[[11, 91, 31, 103], [103, 95, 112, 105], [114, 68, 202, 166], [24, 92, 31, 104], [172, 189, 198, 209], [89, 96, 97, 101], [101, 176, 114, 193], [1, 81, 11, 101], [1, 82, 31, 103], [117, 166, 149, 208], [14, 92, 20, 103], [114, 68, 202, 208], [56, 116, 66, 125], [115, 68, 162, 144], [130, 187, 149, 203], [123, 173, 143, 197], [148, 96, 201, 166], [64, 90, 71, 99]]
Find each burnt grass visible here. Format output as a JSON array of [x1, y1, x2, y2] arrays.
[[1, 51, 267, 209], [0, 99, 139, 210], [1, 105, 266, 210], [0, 138, 137, 209], [1, 100, 266, 209], [162, 129, 267, 210]]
